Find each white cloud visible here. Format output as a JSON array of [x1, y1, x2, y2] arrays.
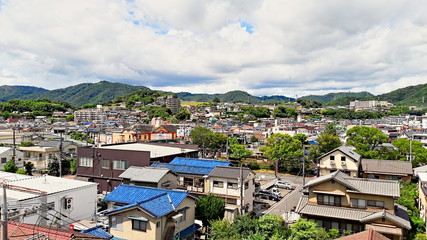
[[0, 0, 426, 97]]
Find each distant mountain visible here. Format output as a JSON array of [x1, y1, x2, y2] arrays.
[[300, 91, 374, 104], [177, 91, 295, 103], [0, 85, 48, 101], [377, 83, 427, 106], [24, 81, 150, 107]]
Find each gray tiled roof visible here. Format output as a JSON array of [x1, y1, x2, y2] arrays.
[[118, 166, 175, 183], [317, 146, 361, 162], [346, 178, 400, 198], [296, 195, 411, 230], [361, 208, 411, 230], [208, 166, 252, 179], [361, 159, 413, 176], [304, 171, 400, 198], [296, 195, 372, 221]]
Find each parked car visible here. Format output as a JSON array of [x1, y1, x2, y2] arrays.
[[255, 189, 281, 201], [275, 180, 295, 190]]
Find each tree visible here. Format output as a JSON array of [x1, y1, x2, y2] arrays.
[[212, 97, 221, 103], [16, 168, 27, 175], [175, 107, 191, 120], [397, 182, 426, 237], [346, 126, 388, 157], [66, 114, 74, 121], [324, 123, 338, 136], [190, 127, 227, 157], [195, 194, 225, 230], [288, 218, 328, 240], [229, 144, 252, 161], [272, 106, 298, 119], [19, 141, 35, 147], [250, 135, 258, 143], [4, 159, 18, 173], [24, 161, 34, 175], [260, 134, 304, 172], [209, 219, 239, 240], [392, 138, 427, 167], [309, 134, 342, 160], [70, 158, 77, 174]]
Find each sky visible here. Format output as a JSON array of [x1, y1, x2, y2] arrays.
[[0, 0, 427, 97]]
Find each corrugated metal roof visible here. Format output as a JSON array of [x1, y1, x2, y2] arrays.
[[361, 159, 412, 176], [208, 166, 252, 179], [118, 167, 173, 182], [103, 184, 188, 207], [139, 193, 176, 217], [170, 157, 230, 168], [81, 226, 112, 239], [150, 162, 214, 175]]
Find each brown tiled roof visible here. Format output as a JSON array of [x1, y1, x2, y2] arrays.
[[338, 229, 390, 240], [361, 159, 413, 176], [208, 166, 252, 179]]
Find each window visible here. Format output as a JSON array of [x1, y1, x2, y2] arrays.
[[213, 181, 223, 188], [227, 182, 238, 189], [351, 198, 366, 209], [132, 219, 147, 231], [227, 198, 238, 205], [79, 157, 93, 167], [110, 216, 123, 230], [156, 221, 161, 228], [330, 156, 335, 160], [113, 160, 128, 170], [341, 156, 346, 161], [102, 159, 110, 169], [1, 158, 6, 164], [245, 182, 249, 190], [367, 200, 384, 208], [317, 194, 341, 206], [184, 177, 194, 187]]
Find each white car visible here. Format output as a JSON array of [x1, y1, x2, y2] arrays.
[[275, 180, 295, 190]]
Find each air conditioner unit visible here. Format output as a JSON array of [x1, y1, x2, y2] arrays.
[[330, 160, 336, 165], [341, 161, 346, 166]]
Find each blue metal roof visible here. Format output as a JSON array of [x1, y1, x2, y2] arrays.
[[139, 193, 176, 217], [150, 162, 214, 175], [103, 184, 188, 207], [81, 226, 112, 239], [179, 223, 201, 238], [170, 157, 230, 168]]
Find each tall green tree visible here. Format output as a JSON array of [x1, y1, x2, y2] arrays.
[[309, 134, 342, 160], [229, 144, 252, 161], [324, 123, 338, 136], [196, 194, 225, 231], [260, 133, 303, 171], [392, 138, 427, 167], [272, 106, 298, 119], [190, 127, 227, 157], [346, 126, 388, 157], [288, 218, 328, 240]]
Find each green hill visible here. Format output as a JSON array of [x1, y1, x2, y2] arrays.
[[177, 91, 295, 103], [0, 85, 48, 101], [26, 81, 149, 107], [300, 91, 374, 104], [377, 83, 427, 106]]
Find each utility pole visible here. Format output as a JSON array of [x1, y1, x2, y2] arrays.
[[239, 162, 244, 215], [59, 131, 63, 177], [2, 183, 8, 240], [12, 128, 16, 162], [302, 156, 306, 186]]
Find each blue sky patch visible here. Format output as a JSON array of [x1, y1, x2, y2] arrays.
[[240, 22, 254, 34]]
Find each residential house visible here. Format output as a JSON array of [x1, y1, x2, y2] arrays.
[[338, 229, 390, 240], [296, 171, 411, 239], [1, 222, 108, 240], [206, 166, 256, 221], [1, 173, 97, 227], [318, 146, 361, 177], [77, 143, 198, 193], [0, 146, 24, 168], [114, 125, 179, 143], [150, 157, 230, 195], [418, 172, 427, 230], [103, 184, 199, 240], [119, 166, 178, 189], [360, 159, 413, 181]]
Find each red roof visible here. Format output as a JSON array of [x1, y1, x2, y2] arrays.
[[338, 229, 390, 240]]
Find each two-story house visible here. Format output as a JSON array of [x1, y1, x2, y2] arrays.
[[118, 166, 178, 189], [296, 171, 411, 239], [103, 184, 199, 240], [206, 166, 256, 221], [150, 157, 230, 195], [317, 146, 361, 177]]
